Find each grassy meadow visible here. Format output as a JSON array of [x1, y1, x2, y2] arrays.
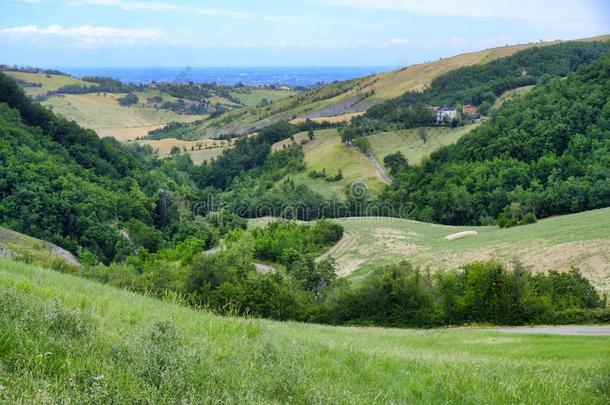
[[230, 88, 296, 106], [137, 138, 233, 164], [42, 93, 205, 141], [1, 257, 609, 403], [278, 129, 388, 198], [368, 124, 480, 165], [321, 208, 610, 293], [493, 85, 535, 108], [2, 71, 91, 97]]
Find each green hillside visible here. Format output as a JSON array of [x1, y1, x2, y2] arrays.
[[323, 208, 610, 293], [284, 129, 388, 198], [42, 93, 204, 141], [381, 55, 610, 225], [368, 124, 480, 165], [1, 257, 609, 403], [230, 88, 297, 106]]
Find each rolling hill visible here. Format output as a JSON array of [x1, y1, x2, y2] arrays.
[[321, 208, 610, 293], [273, 129, 388, 198], [368, 124, 480, 165], [2, 70, 92, 97], [1, 257, 609, 402], [164, 35, 610, 139], [42, 93, 206, 141]]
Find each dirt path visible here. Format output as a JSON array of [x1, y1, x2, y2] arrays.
[[494, 326, 610, 336], [254, 263, 276, 274], [365, 153, 393, 184]]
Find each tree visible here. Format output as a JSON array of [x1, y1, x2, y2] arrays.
[[308, 128, 315, 141], [117, 93, 139, 106], [352, 137, 370, 154]]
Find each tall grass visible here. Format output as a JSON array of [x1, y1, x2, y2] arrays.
[[1, 257, 609, 403]]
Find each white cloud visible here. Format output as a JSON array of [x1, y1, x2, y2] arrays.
[[0, 24, 163, 48], [66, 0, 303, 23]]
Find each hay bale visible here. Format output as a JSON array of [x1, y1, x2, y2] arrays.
[[444, 231, 478, 242]]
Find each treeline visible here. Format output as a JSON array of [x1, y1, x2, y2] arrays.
[[47, 76, 141, 96], [44, 219, 608, 327], [0, 65, 68, 76], [344, 40, 610, 140], [193, 120, 337, 189], [381, 55, 610, 225]]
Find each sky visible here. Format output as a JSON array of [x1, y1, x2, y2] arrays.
[[0, 0, 608, 67]]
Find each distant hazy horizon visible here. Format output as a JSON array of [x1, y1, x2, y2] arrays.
[[53, 66, 397, 86], [1, 1, 608, 67]]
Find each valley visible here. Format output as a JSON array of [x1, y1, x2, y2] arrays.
[[0, 24, 609, 403]]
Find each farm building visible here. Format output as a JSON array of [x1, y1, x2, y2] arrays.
[[463, 104, 477, 115], [436, 107, 456, 123]]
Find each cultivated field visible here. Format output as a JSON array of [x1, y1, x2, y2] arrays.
[[2, 71, 92, 96], [42, 93, 205, 141], [368, 124, 480, 165], [1, 257, 609, 403], [320, 208, 610, 293], [277, 129, 388, 198]]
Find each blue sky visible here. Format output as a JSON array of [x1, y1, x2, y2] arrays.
[[1, 0, 608, 67]]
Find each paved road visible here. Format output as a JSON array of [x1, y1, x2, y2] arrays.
[[495, 326, 610, 336]]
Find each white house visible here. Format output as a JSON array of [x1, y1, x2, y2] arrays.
[[436, 107, 456, 123]]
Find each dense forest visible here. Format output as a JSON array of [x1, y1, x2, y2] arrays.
[[0, 72, 222, 264], [382, 55, 610, 225], [343, 41, 610, 140]]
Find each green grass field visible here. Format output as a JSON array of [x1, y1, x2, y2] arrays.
[[1, 257, 609, 403], [230, 88, 296, 106], [493, 85, 535, 109], [281, 129, 387, 198], [368, 124, 480, 165], [2, 71, 91, 97], [322, 208, 610, 292], [42, 93, 205, 141]]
